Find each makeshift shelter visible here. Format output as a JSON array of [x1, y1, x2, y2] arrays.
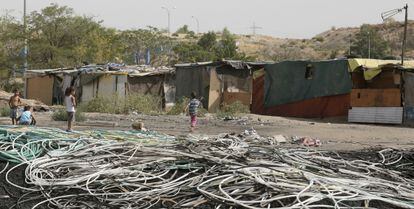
[[347, 59, 414, 124], [25, 68, 80, 106], [25, 65, 175, 107], [80, 72, 128, 103], [252, 60, 352, 118], [127, 67, 175, 109], [404, 71, 414, 125], [175, 61, 266, 112]]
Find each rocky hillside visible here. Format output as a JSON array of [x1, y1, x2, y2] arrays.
[[236, 21, 414, 61]]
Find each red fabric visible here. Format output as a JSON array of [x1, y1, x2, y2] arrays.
[[252, 75, 350, 118]]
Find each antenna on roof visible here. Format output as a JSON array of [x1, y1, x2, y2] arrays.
[[381, 8, 404, 21], [250, 22, 262, 36]]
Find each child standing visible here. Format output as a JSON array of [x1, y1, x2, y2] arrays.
[[186, 92, 201, 132], [65, 87, 76, 132], [19, 106, 36, 125], [8, 89, 21, 125]]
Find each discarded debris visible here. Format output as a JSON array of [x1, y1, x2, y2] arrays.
[[292, 136, 322, 147], [0, 90, 49, 111], [0, 126, 413, 209], [272, 134, 287, 144], [77, 120, 118, 127], [132, 122, 147, 131]]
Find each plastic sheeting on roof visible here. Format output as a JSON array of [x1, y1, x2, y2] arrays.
[[174, 60, 269, 70], [348, 59, 414, 80], [25, 65, 174, 77]]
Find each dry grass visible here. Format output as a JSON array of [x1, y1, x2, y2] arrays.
[[217, 101, 250, 118], [0, 107, 10, 117], [52, 108, 86, 122], [81, 94, 162, 115]]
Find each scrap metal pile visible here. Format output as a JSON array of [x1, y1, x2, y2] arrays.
[[0, 126, 413, 209]]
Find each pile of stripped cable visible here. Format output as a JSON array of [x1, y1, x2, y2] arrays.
[[1, 126, 414, 209]]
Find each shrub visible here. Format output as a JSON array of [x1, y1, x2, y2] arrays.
[[0, 107, 10, 117], [82, 94, 162, 115], [126, 94, 162, 114], [167, 97, 189, 115], [197, 108, 208, 117], [52, 108, 86, 122], [313, 36, 324, 42], [1, 80, 24, 93], [82, 96, 125, 114], [217, 101, 250, 118]]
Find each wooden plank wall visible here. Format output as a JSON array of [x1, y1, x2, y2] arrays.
[[350, 89, 401, 107]]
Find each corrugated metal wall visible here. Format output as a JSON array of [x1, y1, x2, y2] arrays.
[[349, 107, 403, 124]]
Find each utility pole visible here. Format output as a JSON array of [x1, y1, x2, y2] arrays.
[[250, 22, 262, 36], [368, 31, 371, 59], [402, 4, 408, 65], [161, 7, 171, 34], [23, 0, 28, 99], [349, 34, 352, 56], [23, 0, 28, 72], [191, 16, 200, 34], [381, 4, 409, 65]]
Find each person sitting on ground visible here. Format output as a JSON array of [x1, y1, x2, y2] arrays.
[[9, 89, 22, 125], [65, 87, 76, 132], [18, 106, 36, 125], [185, 92, 201, 132]]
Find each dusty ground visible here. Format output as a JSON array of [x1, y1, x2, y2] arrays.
[[1, 111, 413, 151]]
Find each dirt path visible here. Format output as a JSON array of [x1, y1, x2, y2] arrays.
[[1, 112, 412, 151]]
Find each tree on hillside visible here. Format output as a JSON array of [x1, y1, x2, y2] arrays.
[[28, 4, 121, 68], [120, 27, 173, 66], [173, 43, 216, 63], [351, 24, 389, 59], [0, 14, 24, 70], [197, 32, 217, 51], [175, 25, 195, 36], [173, 28, 250, 63], [216, 28, 239, 59]]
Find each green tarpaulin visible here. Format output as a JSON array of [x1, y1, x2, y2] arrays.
[[264, 60, 352, 107]]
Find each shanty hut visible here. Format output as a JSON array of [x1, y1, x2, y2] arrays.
[[404, 69, 414, 125], [348, 59, 414, 125], [25, 68, 80, 105], [127, 66, 175, 109], [175, 60, 266, 112], [25, 65, 175, 108], [253, 59, 352, 118], [25, 66, 126, 105], [79, 71, 128, 103]]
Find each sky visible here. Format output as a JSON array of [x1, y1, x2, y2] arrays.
[[1, 0, 413, 38]]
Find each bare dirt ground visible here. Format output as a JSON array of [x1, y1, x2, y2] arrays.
[[1, 111, 413, 151]]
